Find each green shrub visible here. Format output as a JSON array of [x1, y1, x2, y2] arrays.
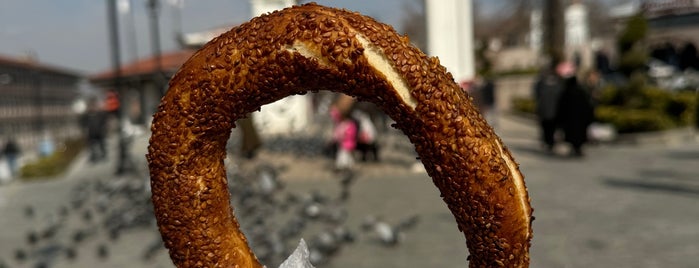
[[512, 97, 536, 115], [595, 83, 697, 132], [618, 47, 648, 76], [618, 14, 648, 51], [514, 85, 697, 133], [20, 138, 85, 179], [595, 106, 674, 133], [667, 91, 697, 125], [598, 84, 622, 105], [495, 67, 540, 77], [639, 86, 671, 110], [598, 74, 656, 108], [617, 14, 648, 76]]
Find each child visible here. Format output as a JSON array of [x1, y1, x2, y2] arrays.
[[330, 103, 357, 171]]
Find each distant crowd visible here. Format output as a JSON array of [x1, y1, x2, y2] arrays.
[[533, 61, 598, 157]]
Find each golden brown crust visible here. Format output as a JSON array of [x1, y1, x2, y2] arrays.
[[147, 3, 532, 267]]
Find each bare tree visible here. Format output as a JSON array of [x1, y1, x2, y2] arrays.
[[400, 0, 427, 52], [585, 0, 618, 38], [543, 0, 565, 66], [470, 0, 618, 67], [473, 0, 532, 48]]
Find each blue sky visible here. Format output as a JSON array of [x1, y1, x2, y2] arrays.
[[0, 0, 625, 75], [0, 0, 417, 74]]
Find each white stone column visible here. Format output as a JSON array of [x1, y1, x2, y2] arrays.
[[565, 2, 591, 68], [425, 0, 475, 83], [249, 0, 310, 136], [250, 0, 296, 17]]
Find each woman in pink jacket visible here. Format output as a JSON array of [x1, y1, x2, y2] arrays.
[[330, 105, 357, 171]]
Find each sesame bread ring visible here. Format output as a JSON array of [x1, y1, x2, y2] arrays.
[[147, 3, 532, 268]]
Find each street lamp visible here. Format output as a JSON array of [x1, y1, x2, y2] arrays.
[[147, 0, 166, 96], [0, 73, 12, 136], [107, 0, 135, 175], [33, 69, 44, 135]]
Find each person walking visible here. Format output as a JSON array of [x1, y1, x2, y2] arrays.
[[2, 137, 21, 178], [329, 95, 358, 171], [533, 64, 565, 153], [238, 115, 262, 159], [82, 97, 109, 163], [557, 75, 595, 157], [352, 108, 379, 162], [478, 75, 497, 129]]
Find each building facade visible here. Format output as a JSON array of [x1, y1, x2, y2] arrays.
[[609, 0, 699, 72], [0, 55, 83, 152], [90, 49, 195, 126], [644, 0, 699, 46], [179, 0, 310, 136]]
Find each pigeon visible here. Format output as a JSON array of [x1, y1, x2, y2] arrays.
[[373, 221, 400, 246], [27, 231, 39, 245], [256, 165, 281, 195], [24, 206, 35, 219], [72, 228, 94, 244], [14, 249, 27, 262], [40, 223, 61, 240], [97, 244, 109, 259], [142, 238, 165, 261], [65, 246, 77, 260], [362, 214, 421, 247]]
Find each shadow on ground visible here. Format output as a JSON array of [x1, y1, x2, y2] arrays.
[[602, 177, 699, 198]]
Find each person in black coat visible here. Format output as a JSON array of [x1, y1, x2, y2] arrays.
[[533, 67, 564, 152], [81, 97, 108, 163], [2, 137, 21, 177], [557, 76, 595, 157]]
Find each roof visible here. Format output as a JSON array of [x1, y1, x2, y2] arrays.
[[0, 54, 83, 78], [90, 49, 196, 82], [642, 0, 699, 19]]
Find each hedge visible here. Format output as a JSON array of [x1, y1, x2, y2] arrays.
[[511, 86, 697, 133], [20, 138, 85, 179]]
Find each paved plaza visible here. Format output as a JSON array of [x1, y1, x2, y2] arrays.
[[1, 114, 698, 267]]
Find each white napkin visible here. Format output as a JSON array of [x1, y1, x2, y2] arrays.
[[278, 239, 315, 268]]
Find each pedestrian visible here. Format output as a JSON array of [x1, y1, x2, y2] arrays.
[[238, 115, 262, 159], [475, 74, 497, 129], [581, 69, 603, 109], [352, 108, 379, 162], [594, 49, 611, 78], [329, 95, 357, 171], [2, 137, 21, 178], [38, 133, 55, 157], [104, 90, 120, 118], [557, 74, 595, 157], [81, 97, 108, 163], [533, 64, 565, 153]]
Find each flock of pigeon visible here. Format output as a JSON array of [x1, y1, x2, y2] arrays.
[[4, 161, 419, 268], [6, 174, 160, 268], [220, 163, 421, 266]]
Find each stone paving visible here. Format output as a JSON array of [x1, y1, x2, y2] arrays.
[[1, 114, 698, 267]]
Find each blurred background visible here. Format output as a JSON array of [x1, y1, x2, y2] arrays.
[[1, 0, 698, 267]]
